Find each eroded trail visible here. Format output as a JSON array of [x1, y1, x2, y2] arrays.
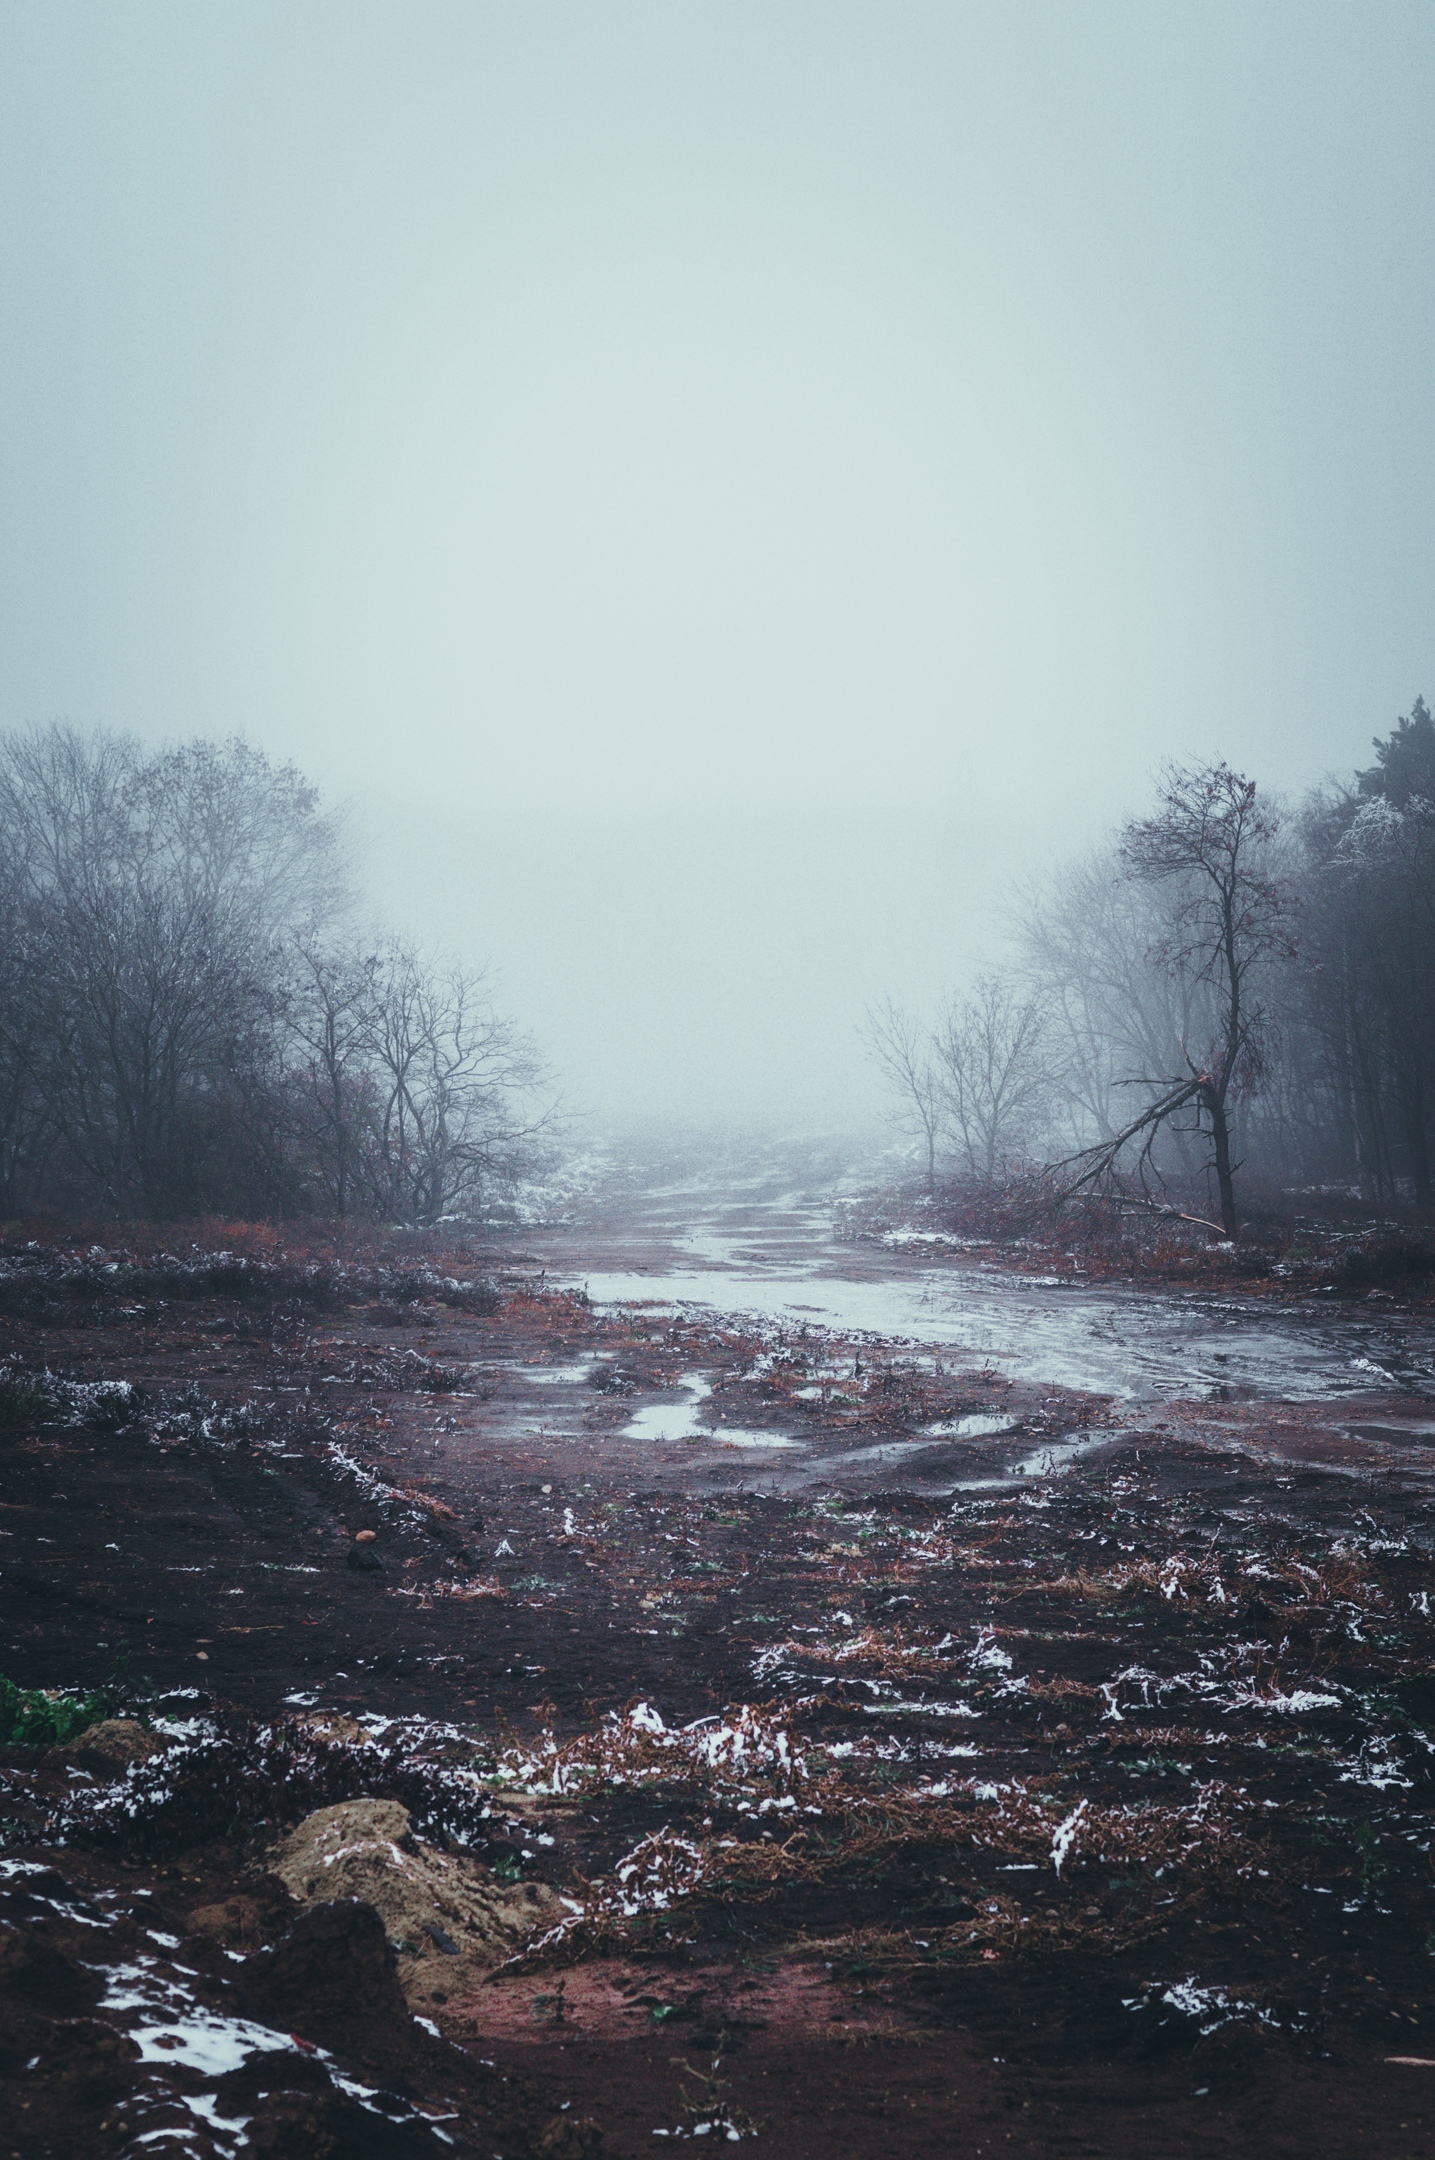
[[4, 1173, 1435, 2159]]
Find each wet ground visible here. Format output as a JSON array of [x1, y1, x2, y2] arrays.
[[513, 1151, 1435, 1409], [5, 1151, 1435, 2156]]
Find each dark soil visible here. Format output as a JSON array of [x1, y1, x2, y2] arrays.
[[3, 1223, 1435, 2157]]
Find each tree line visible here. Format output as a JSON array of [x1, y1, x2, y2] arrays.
[[0, 724, 549, 1222], [866, 700, 1435, 1234]]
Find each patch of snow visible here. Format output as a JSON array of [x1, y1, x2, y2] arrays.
[[1051, 1801, 1088, 1876], [969, 1627, 1013, 1672], [100, 1963, 298, 2076]]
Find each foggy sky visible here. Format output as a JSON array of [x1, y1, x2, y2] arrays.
[[3, 4, 1434, 1122]]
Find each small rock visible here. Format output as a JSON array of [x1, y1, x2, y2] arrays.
[[354, 1528, 378, 1544]]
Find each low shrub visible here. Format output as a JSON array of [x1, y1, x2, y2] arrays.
[[0, 1673, 114, 1746], [1328, 1232, 1435, 1288]]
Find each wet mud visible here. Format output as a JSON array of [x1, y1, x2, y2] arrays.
[[4, 1183, 1435, 2156]]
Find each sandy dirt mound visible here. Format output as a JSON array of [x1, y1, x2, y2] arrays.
[[270, 1797, 564, 2005], [61, 1717, 165, 1775]]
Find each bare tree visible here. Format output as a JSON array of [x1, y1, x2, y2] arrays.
[[358, 944, 551, 1223], [862, 995, 944, 1190], [0, 821, 53, 1215], [934, 974, 1052, 1180], [0, 727, 344, 1214], [863, 712, 1435, 1226], [287, 940, 377, 1218], [1051, 761, 1291, 1237]]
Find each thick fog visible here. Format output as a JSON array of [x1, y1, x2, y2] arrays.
[[3, 4, 1434, 1131], [368, 802, 1048, 1126]]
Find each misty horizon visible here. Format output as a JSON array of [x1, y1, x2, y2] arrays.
[[3, 3, 1434, 1142]]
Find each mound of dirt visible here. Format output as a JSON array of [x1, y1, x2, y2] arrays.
[[269, 1798, 564, 2004], [61, 1717, 165, 1775], [236, 1897, 411, 2055], [188, 1876, 299, 1952]]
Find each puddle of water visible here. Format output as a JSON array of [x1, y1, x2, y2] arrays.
[[715, 1431, 802, 1451], [569, 1203, 1435, 1406], [945, 1477, 1034, 1493], [623, 1375, 712, 1442], [923, 1413, 1019, 1438], [818, 1427, 1115, 1490], [518, 1363, 593, 1387], [1344, 1421, 1435, 1445], [833, 1438, 950, 1468], [1011, 1432, 1115, 1478], [527, 1138, 1435, 1407], [619, 1372, 799, 1451], [625, 1403, 706, 1441], [606, 1351, 803, 1455]]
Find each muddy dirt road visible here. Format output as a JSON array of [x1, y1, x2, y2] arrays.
[[5, 1154, 1435, 2157], [512, 1139, 1435, 1467]]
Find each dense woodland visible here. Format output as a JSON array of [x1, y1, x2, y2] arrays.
[[868, 700, 1435, 1231], [0, 724, 548, 1222]]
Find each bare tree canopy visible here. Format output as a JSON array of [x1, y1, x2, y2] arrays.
[[935, 975, 1052, 1182], [862, 979, 1051, 1193], [0, 724, 552, 1222], [861, 996, 943, 1191], [1009, 703, 1435, 1228]]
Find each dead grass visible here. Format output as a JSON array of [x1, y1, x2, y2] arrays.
[[485, 1697, 1268, 1976]]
